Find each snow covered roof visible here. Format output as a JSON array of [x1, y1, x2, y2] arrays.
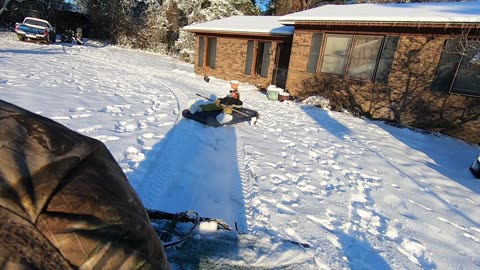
[[183, 16, 294, 36], [279, 1, 480, 25]]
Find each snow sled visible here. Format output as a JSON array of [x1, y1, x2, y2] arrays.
[[147, 209, 232, 248], [182, 108, 259, 127]]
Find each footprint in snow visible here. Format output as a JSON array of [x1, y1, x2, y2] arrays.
[[50, 116, 70, 120], [297, 182, 317, 193], [397, 238, 435, 268], [137, 120, 147, 129], [137, 133, 158, 145], [100, 105, 122, 113], [391, 183, 401, 189], [93, 135, 120, 143], [270, 174, 288, 185], [114, 121, 136, 133], [306, 209, 339, 232], [155, 113, 169, 118], [157, 121, 175, 127], [123, 146, 145, 169], [284, 228, 310, 247], [281, 192, 299, 205], [276, 203, 296, 215], [77, 125, 102, 133], [69, 107, 85, 112], [70, 114, 91, 119], [130, 112, 145, 117]]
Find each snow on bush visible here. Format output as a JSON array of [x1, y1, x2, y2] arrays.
[[302, 96, 331, 110]]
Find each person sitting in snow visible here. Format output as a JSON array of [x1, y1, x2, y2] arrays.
[[189, 89, 243, 124]]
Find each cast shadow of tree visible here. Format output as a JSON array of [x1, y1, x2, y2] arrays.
[[301, 35, 480, 144], [301, 35, 480, 185]]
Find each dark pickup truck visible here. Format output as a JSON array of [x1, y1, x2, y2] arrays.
[[15, 17, 56, 44]]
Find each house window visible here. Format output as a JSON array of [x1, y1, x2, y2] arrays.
[[245, 40, 254, 75], [433, 39, 480, 97], [347, 36, 384, 80], [321, 34, 352, 75], [206, 37, 217, 69], [318, 34, 385, 81], [307, 33, 323, 73], [255, 41, 272, 78], [375, 36, 399, 83], [198, 37, 204, 67]]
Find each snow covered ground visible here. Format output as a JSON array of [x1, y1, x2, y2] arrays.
[[1, 31, 479, 269]]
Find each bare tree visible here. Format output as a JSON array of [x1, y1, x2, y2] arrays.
[[1, 0, 69, 20], [0, 0, 22, 18]]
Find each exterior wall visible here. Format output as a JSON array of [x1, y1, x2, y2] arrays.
[[286, 31, 318, 96], [287, 30, 480, 144], [193, 36, 278, 89]]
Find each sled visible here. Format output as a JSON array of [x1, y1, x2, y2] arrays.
[[147, 209, 233, 248], [182, 108, 259, 127]]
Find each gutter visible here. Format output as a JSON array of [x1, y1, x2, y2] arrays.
[[279, 20, 480, 29]]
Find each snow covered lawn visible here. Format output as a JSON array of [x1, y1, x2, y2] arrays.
[[1, 31, 479, 269]]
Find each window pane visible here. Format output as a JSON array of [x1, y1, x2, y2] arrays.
[[347, 36, 383, 80], [261, 42, 271, 78], [207, 38, 217, 68], [320, 35, 351, 75], [307, 33, 323, 73], [323, 35, 351, 56], [451, 41, 480, 96], [321, 55, 346, 75], [348, 58, 377, 80], [198, 37, 204, 67], [432, 39, 462, 92], [380, 36, 399, 60], [375, 59, 394, 83], [245, 40, 254, 75], [375, 36, 399, 83], [255, 42, 265, 75]]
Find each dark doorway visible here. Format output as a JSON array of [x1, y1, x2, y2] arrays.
[[272, 43, 291, 89]]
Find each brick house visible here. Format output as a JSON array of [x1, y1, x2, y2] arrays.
[[184, 16, 294, 89], [185, 2, 480, 144]]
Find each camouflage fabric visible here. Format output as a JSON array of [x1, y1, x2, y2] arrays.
[[0, 100, 169, 270]]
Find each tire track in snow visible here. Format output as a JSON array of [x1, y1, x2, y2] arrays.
[[130, 76, 253, 230], [129, 79, 192, 206], [235, 132, 258, 233]]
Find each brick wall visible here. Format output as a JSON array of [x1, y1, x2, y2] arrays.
[[194, 37, 277, 89], [286, 30, 480, 144]]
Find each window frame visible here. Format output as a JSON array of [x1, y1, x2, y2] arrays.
[[307, 33, 323, 74], [245, 40, 254, 75], [433, 39, 480, 98], [206, 37, 217, 69], [315, 33, 386, 82], [197, 36, 204, 67], [449, 41, 480, 97]]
